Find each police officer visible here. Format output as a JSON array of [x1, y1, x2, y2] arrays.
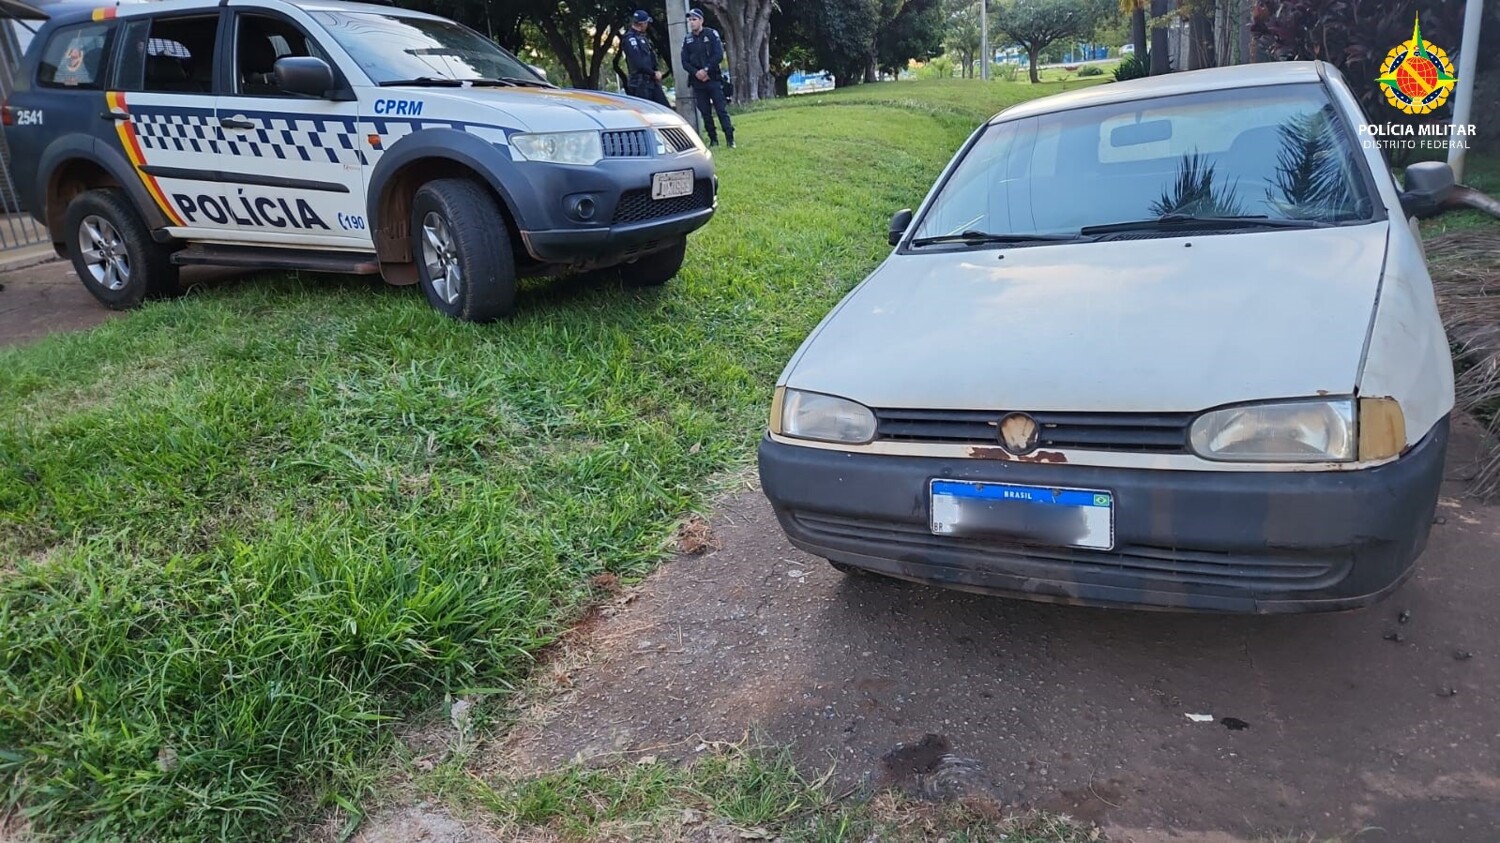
[[681, 8, 735, 148], [621, 10, 670, 107]]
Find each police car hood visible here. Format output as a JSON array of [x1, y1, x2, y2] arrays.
[[414, 87, 680, 131]]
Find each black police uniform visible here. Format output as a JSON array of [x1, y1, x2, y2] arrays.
[[622, 29, 670, 107], [681, 25, 734, 145]]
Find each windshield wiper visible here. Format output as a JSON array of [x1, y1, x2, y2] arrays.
[[378, 76, 464, 87], [500, 76, 556, 88], [1080, 214, 1334, 235], [377, 77, 520, 88], [909, 229, 1082, 247]]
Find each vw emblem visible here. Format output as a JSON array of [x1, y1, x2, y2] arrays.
[[997, 413, 1040, 455]]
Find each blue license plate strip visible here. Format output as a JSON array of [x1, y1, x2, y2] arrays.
[[929, 479, 1115, 551]]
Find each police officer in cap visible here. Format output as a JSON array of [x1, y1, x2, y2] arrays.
[[681, 8, 734, 147], [621, 10, 670, 107]]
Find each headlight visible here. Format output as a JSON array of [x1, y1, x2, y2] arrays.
[[778, 388, 877, 444], [511, 131, 603, 165], [1190, 398, 1355, 462]]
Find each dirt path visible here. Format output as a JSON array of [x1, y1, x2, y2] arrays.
[[0, 261, 253, 349], [503, 417, 1500, 842], [0, 260, 115, 348]]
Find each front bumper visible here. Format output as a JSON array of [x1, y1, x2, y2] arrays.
[[756, 416, 1449, 613], [511, 153, 716, 267]]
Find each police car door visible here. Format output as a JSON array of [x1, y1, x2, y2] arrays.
[[106, 11, 228, 233], [210, 4, 366, 246]]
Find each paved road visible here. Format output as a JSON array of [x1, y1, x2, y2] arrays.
[[507, 418, 1500, 842]]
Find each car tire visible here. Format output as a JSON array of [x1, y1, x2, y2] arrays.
[[411, 178, 517, 322], [63, 188, 180, 310], [619, 236, 686, 287]]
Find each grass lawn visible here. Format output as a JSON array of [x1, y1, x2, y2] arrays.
[[0, 77, 1103, 841]]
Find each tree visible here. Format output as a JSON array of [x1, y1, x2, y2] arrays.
[[770, 1, 818, 95], [1124, 0, 1146, 57], [991, 0, 1109, 83], [877, 0, 946, 77], [702, 0, 776, 101], [805, 0, 883, 86], [944, 0, 982, 77]]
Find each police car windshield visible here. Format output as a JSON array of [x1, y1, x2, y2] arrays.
[[311, 12, 544, 86]]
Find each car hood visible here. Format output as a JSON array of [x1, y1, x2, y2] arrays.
[[785, 223, 1391, 413], [410, 87, 681, 132]]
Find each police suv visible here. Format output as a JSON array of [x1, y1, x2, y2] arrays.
[[3, 0, 717, 321]]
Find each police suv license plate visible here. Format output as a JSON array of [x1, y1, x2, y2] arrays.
[[929, 479, 1115, 551], [651, 169, 694, 200]]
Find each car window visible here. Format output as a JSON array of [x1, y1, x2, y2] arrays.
[[309, 11, 539, 84], [234, 13, 331, 96], [911, 82, 1376, 241], [116, 15, 219, 93], [37, 22, 113, 89]]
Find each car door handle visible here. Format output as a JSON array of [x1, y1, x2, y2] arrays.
[[219, 117, 255, 130], [100, 112, 130, 121]]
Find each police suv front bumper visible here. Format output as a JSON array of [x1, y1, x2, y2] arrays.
[[511, 154, 717, 266]]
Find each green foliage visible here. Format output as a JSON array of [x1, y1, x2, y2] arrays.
[[1077, 64, 1104, 76], [1112, 51, 1148, 80], [991, 0, 1113, 80], [877, 0, 947, 77]]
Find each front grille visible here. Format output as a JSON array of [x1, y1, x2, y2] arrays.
[[660, 127, 696, 152], [611, 179, 714, 224], [601, 129, 652, 157], [873, 408, 1192, 453], [793, 512, 1349, 593]]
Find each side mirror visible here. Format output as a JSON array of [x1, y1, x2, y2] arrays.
[[1399, 161, 1456, 219], [528, 64, 548, 80], [274, 56, 337, 98], [888, 208, 913, 246]]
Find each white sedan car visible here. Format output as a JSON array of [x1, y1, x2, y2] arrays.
[[758, 61, 1457, 613]]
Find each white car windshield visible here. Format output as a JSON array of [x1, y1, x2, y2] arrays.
[[911, 82, 1378, 243], [311, 12, 542, 85]]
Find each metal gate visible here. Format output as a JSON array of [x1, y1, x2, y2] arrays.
[[0, 9, 49, 251]]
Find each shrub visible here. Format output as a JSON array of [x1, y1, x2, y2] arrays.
[[1078, 65, 1104, 77], [1112, 53, 1149, 81]]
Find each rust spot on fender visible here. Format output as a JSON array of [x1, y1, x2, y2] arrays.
[[967, 447, 1068, 463]]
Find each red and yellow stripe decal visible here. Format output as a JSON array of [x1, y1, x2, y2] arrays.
[[90, 7, 117, 21], [105, 92, 185, 226]]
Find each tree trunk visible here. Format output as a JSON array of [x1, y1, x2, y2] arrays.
[[703, 0, 774, 101], [864, 49, 878, 83], [1189, 7, 1214, 69], [1028, 47, 1040, 83], [775, 72, 790, 97], [538, 17, 590, 89], [1131, 6, 1148, 57], [1149, 0, 1170, 74]]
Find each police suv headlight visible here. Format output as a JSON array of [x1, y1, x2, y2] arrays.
[[512, 131, 603, 165], [773, 387, 877, 444], [1189, 398, 1355, 462]]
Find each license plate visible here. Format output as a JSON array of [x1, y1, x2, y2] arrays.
[[651, 169, 694, 200], [929, 479, 1115, 551]]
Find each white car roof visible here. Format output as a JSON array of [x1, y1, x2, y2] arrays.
[[990, 61, 1329, 123]]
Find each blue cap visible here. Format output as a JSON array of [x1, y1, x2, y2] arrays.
[[687, 7, 703, 18], [631, 9, 652, 23]]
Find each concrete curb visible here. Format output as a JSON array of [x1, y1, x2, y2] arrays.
[[0, 245, 61, 275]]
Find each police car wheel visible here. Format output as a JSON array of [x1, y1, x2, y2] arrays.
[[411, 179, 516, 322], [63, 189, 179, 310], [618, 236, 686, 287]]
